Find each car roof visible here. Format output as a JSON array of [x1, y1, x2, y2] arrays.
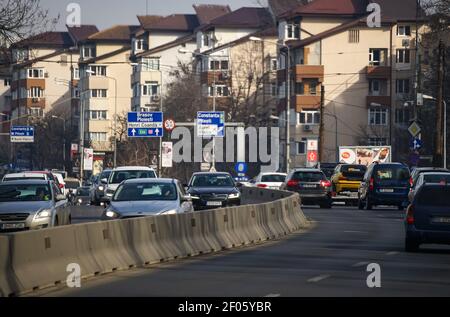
[[0, 179, 50, 185], [260, 172, 287, 176], [111, 166, 155, 171], [372, 162, 407, 167], [292, 168, 322, 172], [4, 172, 47, 177], [192, 172, 231, 175], [123, 178, 176, 184]]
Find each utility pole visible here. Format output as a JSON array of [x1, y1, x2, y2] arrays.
[[285, 47, 291, 173], [413, 0, 420, 120], [319, 85, 325, 162], [434, 40, 445, 167]]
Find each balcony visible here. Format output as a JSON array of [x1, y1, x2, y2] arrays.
[[131, 96, 161, 111], [367, 95, 391, 107], [11, 78, 46, 91], [81, 76, 109, 91], [294, 65, 324, 83], [26, 97, 45, 108], [366, 66, 391, 79], [294, 95, 321, 111], [131, 70, 161, 85], [201, 71, 232, 85]]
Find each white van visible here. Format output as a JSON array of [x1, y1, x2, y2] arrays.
[[103, 166, 157, 201]]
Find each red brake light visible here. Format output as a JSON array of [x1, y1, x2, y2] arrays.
[[257, 184, 268, 188], [287, 180, 299, 187], [369, 178, 374, 191], [320, 180, 332, 188], [406, 205, 414, 225], [409, 177, 413, 187], [58, 183, 64, 189]]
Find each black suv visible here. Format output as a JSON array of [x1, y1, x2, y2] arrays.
[[358, 163, 410, 210]]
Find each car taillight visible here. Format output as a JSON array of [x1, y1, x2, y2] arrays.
[[58, 183, 64, 189], [406, 205, 414, 225], [369, 178, 374, 191], [257, 184, 268, 188], [409, 177, 413, 187], [320, 180, 332, 188], [287, 180, 299, 187]]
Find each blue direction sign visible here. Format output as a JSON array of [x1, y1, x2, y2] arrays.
[[10, 126, 34, 143], [411, 138, 423, 150], [235, 162, 248, 174], [197, 111, 225, 138], [127, 112, 163, 138]]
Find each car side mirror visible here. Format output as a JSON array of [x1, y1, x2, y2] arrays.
[[236, 182, 243, 188], [101, 178, 108, 184], [181, 195, 192, 202], [56, 194, 66, 201], [184, 184, 189, 191]]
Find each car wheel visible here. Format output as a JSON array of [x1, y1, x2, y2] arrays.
[[366, 196, 373, 210], [405, 238, 420, 252], [358, 198, 364, 210], [54, 216, 59, 227], [68, 215, 72, 225]]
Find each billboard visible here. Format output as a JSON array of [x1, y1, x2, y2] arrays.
[[339, 146, 391, 166], [162, 142, 173, 168]]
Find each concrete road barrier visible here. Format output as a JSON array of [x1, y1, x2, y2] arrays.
[[0, 188, 309, 296]]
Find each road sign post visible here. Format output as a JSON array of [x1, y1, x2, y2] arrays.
[[10, 126, 34, 143], [127, 112, 164, 138]]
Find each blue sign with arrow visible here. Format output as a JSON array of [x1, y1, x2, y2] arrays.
[[235, 162, 248, 175], [127, 112, 163, 138], [411, 138, 423, 150], [197, 111, 225, 138]]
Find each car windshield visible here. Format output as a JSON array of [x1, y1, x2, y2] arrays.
[[292, 172, 325, 182], [65, 181, 80, 189], [261, 174, 286, 182], [417, 187, 450, 207], [375, 167, 410, 181], [77, 188, 90, 196], [110, 170, 156, 184], [0, 184, 52, 202], [3, 176, 45, 181], [423, 174, 450, 184], [191, 174, 235, 187], [113, 183, 177, 201]]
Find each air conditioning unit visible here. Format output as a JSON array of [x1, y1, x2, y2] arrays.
[[221, 71, 229, 80], [151, 95, 161, 102], [303, 125, 312, 132], [44, 72, 49, 78], [402, 39, 410, 47]]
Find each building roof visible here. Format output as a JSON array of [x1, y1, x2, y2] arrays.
[[85, 25, 140, 42], [268, 0, 311, 18], [193, 4, 232, 25], [280, 0, 369, 18], [67, 25, 99, 43], [11, 32, 74, 48], [137, 14, 199, 32], [373, 0, 427, 22], [203, 7, 274, 30]]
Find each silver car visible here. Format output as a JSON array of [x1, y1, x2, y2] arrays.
[[102, 178, 193, 220], [0, 180, 70, 232]]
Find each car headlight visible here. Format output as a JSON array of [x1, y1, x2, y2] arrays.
[[98, 185, 104, 191], [36, 209, 52, 219], [159, 209, 177, 215], [77, 198, 82, 204], [105, 210, 119, 218], [189, 195, 200, 200], [228, 192, 241, 199]]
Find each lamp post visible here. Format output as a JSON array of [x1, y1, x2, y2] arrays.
[[51, 115, 66, 171], [423, 94, 447, 168], [85, 70, 118, 168], [250, 37, 291, 173]]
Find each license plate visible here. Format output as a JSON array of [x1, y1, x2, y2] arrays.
[[303, 184, 317, 188], [380, 188, 394, 193], [1, 223, 25, 230], [432, 217, 450, 224], [206, 201, 222, 206]]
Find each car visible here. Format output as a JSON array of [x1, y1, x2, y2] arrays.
[[74, 186, 91, 206], [358, 163, 411, 210], [0, 180, 70, 232], [103, 166, 157, 202], [102, 178, 193, 220], [281, 168, 332, 208], [252, 172, 287, 190], [318, 163, 339, 180], [90, 169, 112, 205], [53, 173, 66, 196], [2, 171, 64, 192], [408, 172, 450, 202], [405, 183, 450, 252], [331, 164, 367, 205], [65, 177, 81, 202], [409, 167, 450, 191], [186, 172, 241, 210]]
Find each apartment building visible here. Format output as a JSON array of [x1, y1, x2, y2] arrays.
[[78, 25, 138, 171], [272, 0, 427, 167], [0, 66, 11, 134], [129, 5, 231, 112]]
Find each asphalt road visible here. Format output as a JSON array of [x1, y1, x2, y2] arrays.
[[34, 204, 450, 297]]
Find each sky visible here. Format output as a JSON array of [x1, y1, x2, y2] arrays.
[[40, 0, 268, 31]]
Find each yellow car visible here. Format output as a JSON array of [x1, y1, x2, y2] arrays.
[[331, 164, 367, 195]]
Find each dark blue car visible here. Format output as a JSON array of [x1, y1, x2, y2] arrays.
[[405, 184, 450, 252], [358, 163, 411, 210]]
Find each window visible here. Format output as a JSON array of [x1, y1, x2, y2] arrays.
[[395, 108, 410, 125], [369, 80, 381, 95], [11, 90, 17, 100], [396, 49, 411, 64], [89, 132, 107, 142], [28, 87, 44, 98], [396, 79, 410, 94], [369, 49, 387, 66], [309, 81, 317, 95], [397, 25, 411, 36], [369, 108, 388, 125], [73, 88, 80, 98], [209, 60, 229, 71], [88, 65, 107, 76], [296, 138, 307, 155], [141, 58, 160, 71], [209, 85, 229, 97], [286, 23, 300, 39], [142, 82, 159, 96], [89, 110, 107, 120], [27, 68, 44, 78], [270, 58, 278, 71], [3, 79, 11, 86], [135, 39, 147, 51], [82, 46, 96, 59], [73, 68, 80, 79], [203, 33, 210, 47], [90, 89, 107, 98], [28, 107, 43, 117], [368, 138, 388, 146], [298, 111, 320, 125], [349, 29, 360, 43], [295, 83, 304, 95], [271, 82, 277, 97]]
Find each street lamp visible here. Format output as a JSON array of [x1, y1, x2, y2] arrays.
[[250, 36, 291, 173], [51, 115, 66, 171], [85, 69, 118, 169], [423, 94, 447, 168]]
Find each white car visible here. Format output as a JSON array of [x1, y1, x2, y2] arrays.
[[252, 172, 287, 190], [103, 166, 158, 202]]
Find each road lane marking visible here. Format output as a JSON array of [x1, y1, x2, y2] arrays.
[[265, 294, 281, 297], [386, 251, 399, 255], [352, 261, 370, 267], [344, 230, 368, 234], [307, 275, 331, 283]]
